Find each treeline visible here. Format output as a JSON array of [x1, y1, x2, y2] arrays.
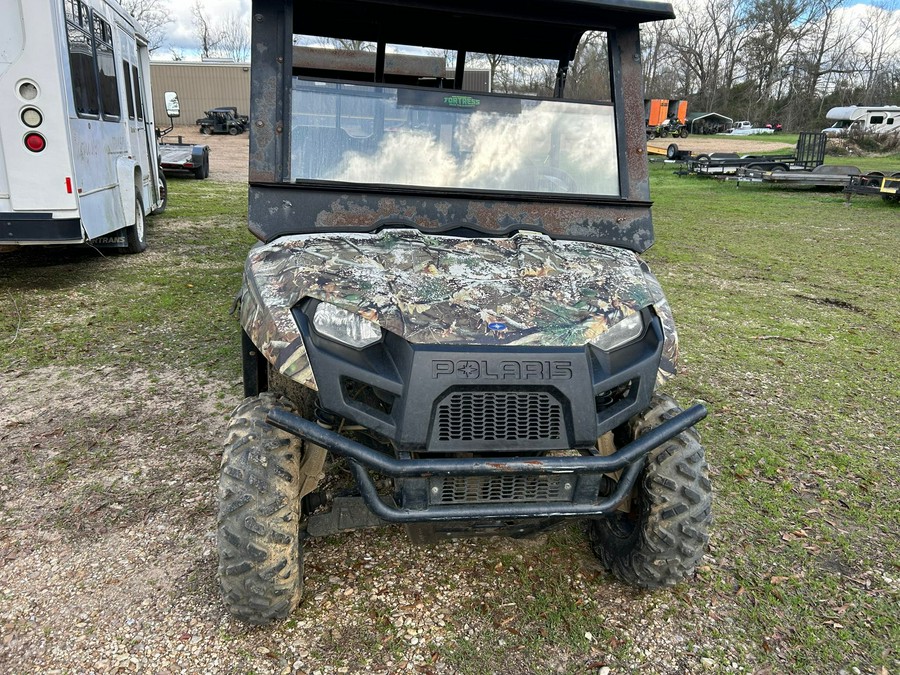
[[641, 0, 900, 130], [470, 0, 898, 132]]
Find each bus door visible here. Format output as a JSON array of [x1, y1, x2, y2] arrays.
[[65, 3, 128, 239], [117, 25, 154, 206]]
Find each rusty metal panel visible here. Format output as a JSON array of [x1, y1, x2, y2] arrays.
[[248, 185, 654, 252], [616, 26, 651, 204], [248, 1, 290, 184]]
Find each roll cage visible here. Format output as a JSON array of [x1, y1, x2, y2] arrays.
[[247, 0, 675, 252]]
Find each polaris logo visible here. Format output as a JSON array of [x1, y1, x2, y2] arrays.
[[431, 360, 573, 380]]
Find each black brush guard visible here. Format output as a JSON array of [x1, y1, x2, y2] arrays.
[[267, 402, 707, 523]]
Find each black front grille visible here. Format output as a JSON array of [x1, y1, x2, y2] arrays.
[[434, 390, 564, 444], [430, 474, 570, 505]]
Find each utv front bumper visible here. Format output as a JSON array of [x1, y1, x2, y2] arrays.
[[268, 401, 706, 523]]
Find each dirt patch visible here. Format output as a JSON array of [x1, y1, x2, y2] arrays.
[[648, 135, 795, 156], [0, 364, 740, 674]]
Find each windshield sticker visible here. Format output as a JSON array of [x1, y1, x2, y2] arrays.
[[444, 95, 480, 108]]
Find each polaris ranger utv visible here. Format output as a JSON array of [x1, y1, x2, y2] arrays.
[[219, 0, 712, 625]]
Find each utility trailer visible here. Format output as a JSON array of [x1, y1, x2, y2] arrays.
[[156, 91, 211, 179], [681, 132, 825, 176], [843, 171, 900, 203], [158, 137, 211, 179], [733, 164, 861, 189]]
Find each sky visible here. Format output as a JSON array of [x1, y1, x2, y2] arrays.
[[154, 0, 896, 59], [161, 0, 251, 57]]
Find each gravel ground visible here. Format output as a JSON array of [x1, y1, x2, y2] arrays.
[[0, 363, 744, 674]]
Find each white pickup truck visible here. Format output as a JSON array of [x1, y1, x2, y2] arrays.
[[729, 120, 774, 135]]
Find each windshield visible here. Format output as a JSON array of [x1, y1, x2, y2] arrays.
[[288, 34, 620, 197], [289, 81, 620, 197]]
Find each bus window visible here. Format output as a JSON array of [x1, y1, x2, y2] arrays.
[[132, 65, 144, 121], [122, 61, 134, 120], [123, 59, 135, 119], [65, 0, 99, 117], [93, 14, 120, 120]]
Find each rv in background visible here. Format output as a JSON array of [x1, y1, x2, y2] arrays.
[[822, 105, 900, 137], [0, 0, 166, 254]]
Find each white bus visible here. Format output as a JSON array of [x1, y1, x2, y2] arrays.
[[0, 0, 166, 254]]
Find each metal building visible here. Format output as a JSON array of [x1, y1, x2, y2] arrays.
[[150, 61, 251, 126], [149, 60, 489, 128]]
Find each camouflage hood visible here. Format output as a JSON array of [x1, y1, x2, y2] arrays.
[[240, 229, 678, 387]]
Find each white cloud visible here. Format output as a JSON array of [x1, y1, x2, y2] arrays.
[[158, 0, 252, 57]]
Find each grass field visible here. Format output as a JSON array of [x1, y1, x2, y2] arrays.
[[0, 163, 897, 673]]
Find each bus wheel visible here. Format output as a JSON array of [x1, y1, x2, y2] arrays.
[[125, 197, 147, 254], [153, 171, 168, 215]]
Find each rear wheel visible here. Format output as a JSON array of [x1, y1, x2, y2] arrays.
[[124, 197, 146, 254], [153, 170, 168, 214], [218, 393, 305, 625], [666, 143, 679, 160], [588, 394, 712, 588]]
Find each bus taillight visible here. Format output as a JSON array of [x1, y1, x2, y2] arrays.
[[21, 107, 43, 128], [24, 133, 45, 153]]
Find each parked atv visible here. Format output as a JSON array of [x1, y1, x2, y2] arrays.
[[219, 0, 712, 625], [648, 118, 689, 139], [196, 107, 246, 135]]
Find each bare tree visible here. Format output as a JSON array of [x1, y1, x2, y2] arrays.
[[856, 2, 900, 101], [567, 32, 611, 100], [219, 12, 251, 63], [191, 0, 222, 59], [120, 0, 171, 53], [664, 0, 749, 110], [469, 53, 509, 92], [641, 19, 676, 99]]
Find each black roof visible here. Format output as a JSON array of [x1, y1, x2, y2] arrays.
[[288, 0, 675, 60]]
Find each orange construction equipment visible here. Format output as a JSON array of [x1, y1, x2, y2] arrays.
[[645, 99, 688, 125]]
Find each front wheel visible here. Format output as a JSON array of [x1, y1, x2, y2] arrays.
[[588, 394, 712, 588], [217, 393, 305, 625]]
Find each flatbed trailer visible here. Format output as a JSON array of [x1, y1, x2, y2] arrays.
[[728, 166, 898, 202], [158, 135, 210, 179], [843, 172, 900, 203], [680, 132, 826, 176], [155, 92, 210, 179], [732, 164, 861, 188]]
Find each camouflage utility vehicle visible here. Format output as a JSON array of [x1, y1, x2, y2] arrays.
[[219, 0, 712, 624]]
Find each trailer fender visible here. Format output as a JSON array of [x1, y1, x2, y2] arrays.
[[115, 157, 140, 226]]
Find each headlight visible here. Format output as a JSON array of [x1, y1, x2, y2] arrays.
[[590, 312, 644, 352], [312, 302, 383, 349]]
